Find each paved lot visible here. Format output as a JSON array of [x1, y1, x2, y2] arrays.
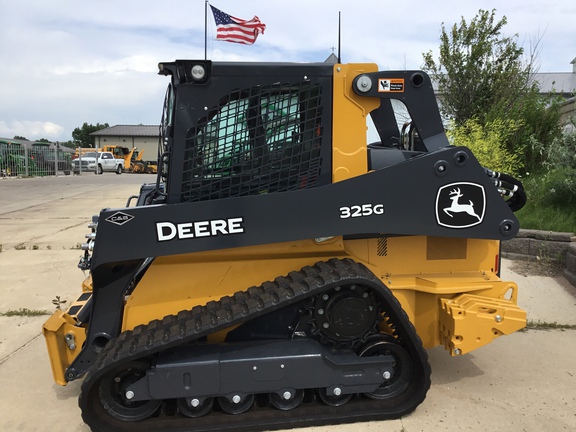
[[1, 174, 575, 432]]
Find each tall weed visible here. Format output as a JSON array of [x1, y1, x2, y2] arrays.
[[516, 168, 576, 232]]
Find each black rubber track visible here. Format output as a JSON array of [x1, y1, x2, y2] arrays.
[[79, 259, 431, 432]]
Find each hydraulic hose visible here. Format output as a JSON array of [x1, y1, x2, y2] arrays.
[[485, 169, 527, 212]]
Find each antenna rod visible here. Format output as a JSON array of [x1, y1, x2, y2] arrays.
[[337, 11, 341, 64], [204, 0, 208, 60]]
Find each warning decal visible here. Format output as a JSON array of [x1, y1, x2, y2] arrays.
[[378, 78, 405, 92]]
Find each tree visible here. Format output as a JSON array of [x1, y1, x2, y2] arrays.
[[13, 135, 27, 140], [511, 87, 563, 172], [423, 9, 528, 125], [72, 122, 110, 148], [60, 140, 76, 150], [422, 9, 562, 174], [36, 138, 51, 143]]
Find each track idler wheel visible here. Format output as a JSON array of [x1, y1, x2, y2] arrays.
[[269, 389, 305, 411], [218, 394, 254, 414], [358, 335, 413, 400], [97, 362, 162, 421], [177, 397, 214, 418]]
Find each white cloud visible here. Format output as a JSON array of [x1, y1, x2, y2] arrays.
[[0, 121, 65, 141], [50, 55, 160, 76]]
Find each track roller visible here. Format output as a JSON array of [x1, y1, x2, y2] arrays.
[[269, 389, 305, 411], [218, 394, 255, 414], [177, 397, 214, 418], [317, 388, 353, 407]]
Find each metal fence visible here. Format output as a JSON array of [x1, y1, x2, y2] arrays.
[[0, 145, 72, 177]]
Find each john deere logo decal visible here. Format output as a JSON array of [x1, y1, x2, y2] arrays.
[[436, 182, 485, 228], [106, 212, 134, 226]]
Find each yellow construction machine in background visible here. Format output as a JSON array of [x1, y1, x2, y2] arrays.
[[100, 145, 157, 173]]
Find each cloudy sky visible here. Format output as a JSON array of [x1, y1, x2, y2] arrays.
[[0, 0, 574, 142]]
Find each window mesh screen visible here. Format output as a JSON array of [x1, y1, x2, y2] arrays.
[[180, 82, 324, 202]]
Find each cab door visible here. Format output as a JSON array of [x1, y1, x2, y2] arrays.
[[101, 153, 114, 170]]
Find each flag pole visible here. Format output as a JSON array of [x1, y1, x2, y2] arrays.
[[204, 0, 208, 60], [337, 11, 341, 64]]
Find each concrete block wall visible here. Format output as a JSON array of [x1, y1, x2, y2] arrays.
[[502, 229, 576, 287], [566, 243, 576, 287]]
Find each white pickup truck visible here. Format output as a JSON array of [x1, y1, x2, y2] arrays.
[[72, 152, 124, 175]]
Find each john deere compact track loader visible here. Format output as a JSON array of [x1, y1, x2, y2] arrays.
[[43, 60, 527, 432]]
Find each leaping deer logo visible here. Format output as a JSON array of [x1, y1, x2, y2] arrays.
[[443, 188, 481, 221]]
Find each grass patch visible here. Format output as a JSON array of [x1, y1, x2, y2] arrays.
[[0, 308, 51, 317], [517, 169, 576, 232], [522, 320, 576, 331], [516, 203, 576, 232]]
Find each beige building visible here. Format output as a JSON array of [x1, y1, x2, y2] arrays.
[[533, 57, 576, 131], [90, 125, 159, 163]]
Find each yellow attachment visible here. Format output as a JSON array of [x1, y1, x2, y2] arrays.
[[332, 63, 380, 182], [81, 274, 92, 292], [42, 310, 87, 385], [439, 292, 526, 356]]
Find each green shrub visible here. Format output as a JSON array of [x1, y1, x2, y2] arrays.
[[541, 168, 576, 207], [447, 118, 524, 176], [545, 131, 576, 171], [534, 131, 576, 212]]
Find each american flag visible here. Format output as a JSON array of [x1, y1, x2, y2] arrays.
[[210, 5, 266, 45]]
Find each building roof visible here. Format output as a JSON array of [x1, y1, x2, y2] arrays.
[[90, 125, 159, 137], [324, 53, 338, 64], [431, 57, 576, 97], [431, 72, 575, 97], [532, 72, 576, 95]]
